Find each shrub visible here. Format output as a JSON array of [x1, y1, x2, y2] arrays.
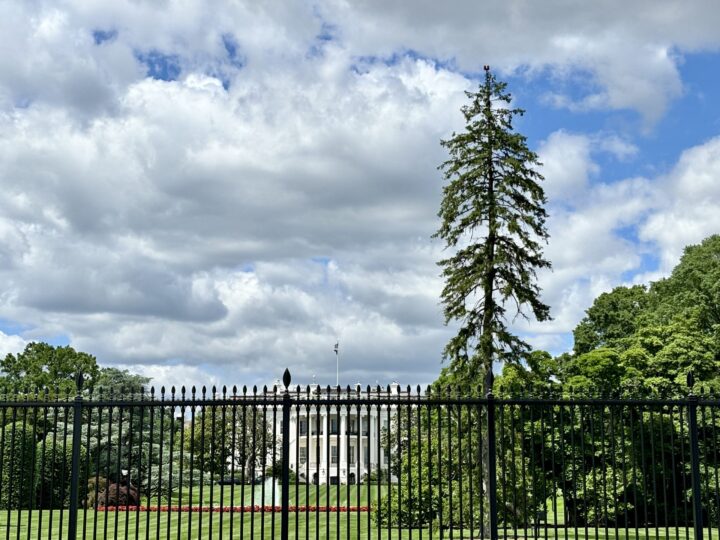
[[85, 476, 107, 508], [0, 421, 35, 509], [35, 436, 87, 509], [363, 469, 391, 483]]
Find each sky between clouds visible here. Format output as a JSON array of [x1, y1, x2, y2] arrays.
[[1, 0, 720, 390]]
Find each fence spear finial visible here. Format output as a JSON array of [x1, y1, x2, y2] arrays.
[[283, 368, 291, 390]]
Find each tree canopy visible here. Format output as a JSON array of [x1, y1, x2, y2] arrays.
[[0, 342, 99, 392], [503, 234, 720, 396]]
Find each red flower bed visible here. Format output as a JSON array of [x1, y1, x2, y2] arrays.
[[96, 505, 371, 513]]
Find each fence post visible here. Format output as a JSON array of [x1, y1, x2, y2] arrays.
[[68, 372, 84, 540], [688, 372, 704, 540], [486, 370, 498, 540], [281, 368, 292, 540]]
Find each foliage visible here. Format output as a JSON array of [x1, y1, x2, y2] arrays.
[[573, 285, 649, 355], [434, 66, 551, 386], [85, 476, 107, 508], [35, 436, 87, 509], [375, 405, 544, 530], [647, 235, 720, 332], [0, 421, 35, 509], [94, 368, 151, 394], [81, 401, 205, 503], [563, 348, 627, 396], [567, 234, 720, 397], [184, 404, 276, 481], [0, 342, 99, 393]]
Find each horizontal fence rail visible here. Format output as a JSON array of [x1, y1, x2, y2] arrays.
[[0, 370, 718, 539]]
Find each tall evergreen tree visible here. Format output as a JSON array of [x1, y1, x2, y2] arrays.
[[435, 66, 551, 385]]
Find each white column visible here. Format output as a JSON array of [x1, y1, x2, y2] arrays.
[[310, 412, 316, 466], [289, 412, 296, 473], [340, 411, 347, 481], [322, 410, 329, 481], [379, 408, 387, 472], [369, 410, 376, 469], [358, 407, 365, 479]]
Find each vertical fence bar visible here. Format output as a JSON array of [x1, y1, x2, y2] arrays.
[[688, 390, 704, 540], [67, 373, 84, 540], [486, 372, 498, 540], [281, 369, 291, 540]]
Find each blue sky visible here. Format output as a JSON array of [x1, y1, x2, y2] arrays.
[[0, 1, 719, 390]]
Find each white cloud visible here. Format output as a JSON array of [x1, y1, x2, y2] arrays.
[[0, 331, 26, 359], [538, 131, 597, 202], [0, 36, 471, 385], [1, 0, 720, 387], [639, 136, 720, 273], [323, 0, 720, 124]]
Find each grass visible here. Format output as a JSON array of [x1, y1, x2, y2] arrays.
[[2, 508, 718, 540], [141, 483, 387, 508], [2, 487, 718, 539]]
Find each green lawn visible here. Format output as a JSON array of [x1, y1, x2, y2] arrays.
[[2, 509, 424, 540], [141, 483, 387, 508], [2, 487, 717, 539], [2, 508, 717, 540]]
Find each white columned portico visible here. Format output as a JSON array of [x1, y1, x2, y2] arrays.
[[369, 409, 376, 469], [322, 412, 328, 478], [289, 413, 296, 474], [358, 406, 365, 479], [340, 411, 347, 481]]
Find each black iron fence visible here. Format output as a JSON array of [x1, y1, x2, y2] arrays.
[[0, 369, 719, 539]]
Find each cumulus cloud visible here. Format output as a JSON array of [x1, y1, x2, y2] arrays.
[[0, 34, 466, 385], [1, 0, 720, 388], [0, 331, 26, 359], [639, 136, 720, 273], [324, 0, 720, 124]]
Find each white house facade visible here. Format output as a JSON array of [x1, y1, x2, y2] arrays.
[[285, 383, 405, 485]]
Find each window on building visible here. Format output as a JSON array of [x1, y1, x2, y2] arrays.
[[299, 419, 307, 435], [349, 418, 357, 434], [349, 446, 355, 465], [331, 445, 338, 464], [364, 445, 370, 464], [299, 446, 307, 464], [330, 418, 338, 435]]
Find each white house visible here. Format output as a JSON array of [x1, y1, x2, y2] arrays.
[[286, 383, 406, 485]]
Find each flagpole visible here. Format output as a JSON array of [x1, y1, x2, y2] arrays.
[[334, 341, 339, 387]]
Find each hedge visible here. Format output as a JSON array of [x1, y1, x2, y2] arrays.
[[35, 435, 87, 509], [0, 421, 35, 509]]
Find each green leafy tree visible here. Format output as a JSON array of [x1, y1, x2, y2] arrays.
[[185, 403, 276, 481], [0, 342, 99, 393], [563, 348, 627, 396], [94, 367, 151, 394], [620, 317, 718, 395], [647, 235, 720, 332], [573, 285, 649, 355], [435, 66, 551, 386], [82, 400, 205, 505]]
